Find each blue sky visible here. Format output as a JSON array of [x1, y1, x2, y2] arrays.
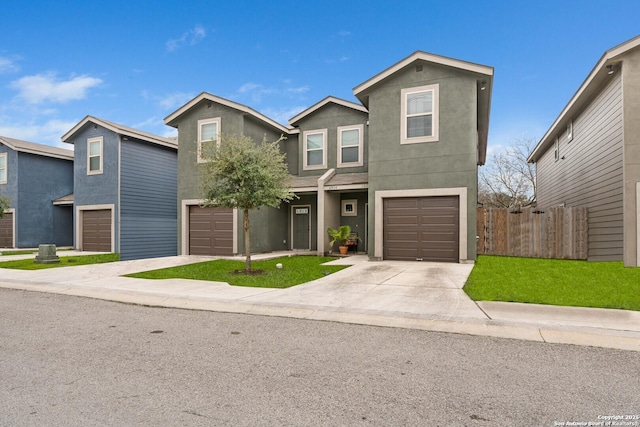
[[1, 1, 639, 152]]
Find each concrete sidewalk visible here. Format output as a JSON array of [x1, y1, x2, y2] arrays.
[[0, 252, 639, 352]]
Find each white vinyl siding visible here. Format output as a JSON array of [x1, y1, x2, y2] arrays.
[[401, 84, 439, 144], [0, 153, 7, 184], [536, 73, 623, 261], [87, 137, 103, 175], [197, 117, 220, 163], [303, 129, 327, 170], [337, 124, 364, 167]]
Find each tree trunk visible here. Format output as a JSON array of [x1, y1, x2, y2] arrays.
[[244, 208, 251, 271]]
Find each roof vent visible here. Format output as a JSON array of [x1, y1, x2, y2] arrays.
[[415, 64, 423, 72]]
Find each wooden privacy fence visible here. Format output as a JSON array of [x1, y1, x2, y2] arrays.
[[477, 207, 588, 259]]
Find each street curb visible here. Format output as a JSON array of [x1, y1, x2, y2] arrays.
[[2, 280, 639, 352]]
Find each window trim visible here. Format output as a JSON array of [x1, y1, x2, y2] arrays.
[[401, 84, 439, 144], [0, 153, 7, 184], [87, 137, 103, 175], [303, 129, 327, 171], [566, 121, 573, 142], [197, 117, 221, 163], [337, 124, 364, 168], [554, 137, 560, 162]]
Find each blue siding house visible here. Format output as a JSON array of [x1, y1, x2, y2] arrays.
[[62, 116, 178, 260], [0, 136, 74, 248]]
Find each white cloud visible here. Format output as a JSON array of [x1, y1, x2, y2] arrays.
[[286, 86, 310, 94], [157, 91, 195, 110], [261, 105, 307, 125], [10, 72, 102, 104], [337, 30, 351, 37], [0, 118, 78, 149], [0, 56, 20, 73], [166, 25, 207, 52]]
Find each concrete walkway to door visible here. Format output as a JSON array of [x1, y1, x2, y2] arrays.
[[0, 252, 639, 351]]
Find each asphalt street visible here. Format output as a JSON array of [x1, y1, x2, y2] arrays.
[[1, 289, 639, 426]]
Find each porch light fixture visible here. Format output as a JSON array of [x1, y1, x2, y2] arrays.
[[480, 81, 487, 91], [607, 65, 615, 75]]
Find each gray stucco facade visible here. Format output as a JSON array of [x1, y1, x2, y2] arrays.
[[0, 137, 74, 248], [166, 51, 493, 263]]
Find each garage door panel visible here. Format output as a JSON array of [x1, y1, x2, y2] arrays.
[[384, 196, 459, 262], [189, 206, 233, 256], [82, 210, 112, 252], [0, 213, 14, 247]]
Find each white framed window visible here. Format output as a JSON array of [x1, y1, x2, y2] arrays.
[[401, 84, 439, 144], [197, 117, 220, 163], [87, 137, 103, 175], [0, 153, 7, 184], [303, 129, 327, 170], [554, 137, 560, 162], [566, 121, 573, 142], [341, 199, 357, 216], [337, 124, 364, 168]]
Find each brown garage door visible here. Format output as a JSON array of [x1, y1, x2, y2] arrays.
[[383, 196, 459, 262], [82, 209, 112, 252], [0, 213, 14, 248], [189, 206, 233, 256]]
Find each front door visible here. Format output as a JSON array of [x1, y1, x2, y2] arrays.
[[292, 205, 310, 250]]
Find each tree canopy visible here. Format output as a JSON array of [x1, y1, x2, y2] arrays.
[[479, 137, 537, 208], [200, 133, 294, 271]]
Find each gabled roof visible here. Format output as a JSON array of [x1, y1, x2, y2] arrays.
[[289, 96, 368, 126], [164, 92, 293, 135], [353, 50, 494, 103], [0, 136, 74, 160], [62, 116, 177, 149], [528, 34, 640, 163], [352, 50, 494, 165]]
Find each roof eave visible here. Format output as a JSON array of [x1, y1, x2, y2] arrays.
[[289, 96, 368, 126], [164, 92, 291, 135], [528, 35, 640, 163], [353, 50, 494, 98]]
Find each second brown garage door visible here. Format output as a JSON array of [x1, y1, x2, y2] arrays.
[[82, 209, 112, 252], [189, 206, 233, 256], [383, 196, 459, 262], [0, 212, 14, 248]]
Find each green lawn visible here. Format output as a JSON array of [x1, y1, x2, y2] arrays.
[[464, 255, 640, 311], [126, 256, 348, 288], [0, 253, 120, 270]]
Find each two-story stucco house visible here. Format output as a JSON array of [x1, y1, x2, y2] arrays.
[[62, 116, 178, 260], [165, 50, 493, 263], [528, 35, 640, 266], [0, 136, 74, 249]]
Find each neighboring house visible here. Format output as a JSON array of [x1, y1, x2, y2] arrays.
[[62, 116, 178, 261], [165, 50, 493, 263], [528, 35, 640, 266], [0, 136, 74, 248]]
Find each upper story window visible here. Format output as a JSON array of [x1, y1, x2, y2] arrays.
[[87, 137, 103, 175], [337, 124, 364, 168], [303, 129, 327, 170], [401, 84, 439, 144], [566, 121, 573, 142], [197, 117, 220, 163], [0, 153, 7, 184], [554, 137, 560, 162]]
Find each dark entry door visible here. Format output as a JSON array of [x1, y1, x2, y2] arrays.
[[292, 206, 310, 250]]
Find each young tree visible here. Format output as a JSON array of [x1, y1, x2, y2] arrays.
[[0, 195, 9, 218], [200, 133, 294, 272], [479, 137, 537, 208]]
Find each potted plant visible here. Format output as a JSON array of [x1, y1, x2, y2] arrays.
[[327, 225, 352, 255]]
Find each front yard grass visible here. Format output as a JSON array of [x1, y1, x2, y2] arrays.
[[0, 253, 120, 270], [464, 255, 640, 311], [126, 256, 348, 288]]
